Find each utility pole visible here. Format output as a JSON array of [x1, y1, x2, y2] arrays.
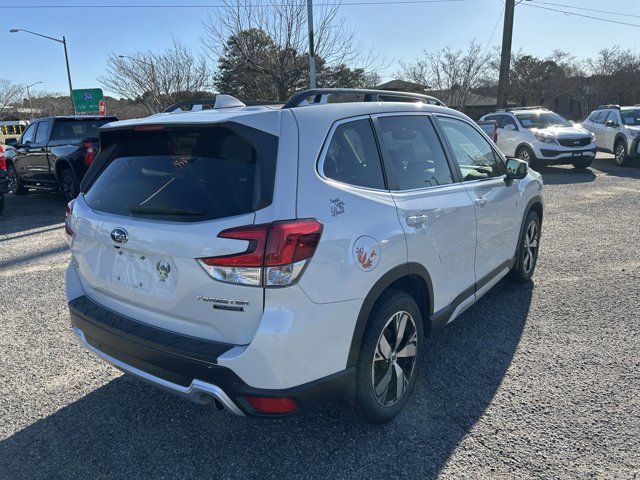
[[306, 0, 317, 89], [496, 0, 515, 108]]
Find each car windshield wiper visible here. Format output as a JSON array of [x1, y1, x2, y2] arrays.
[[128, 206, 205, 216]]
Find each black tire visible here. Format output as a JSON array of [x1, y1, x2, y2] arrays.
[[614, 140, 630, 167], [509, 210, 541, 283], [517, 146, 538, 169], [7, 163, 27, 195], [0, 193, 4, 214], [572, 157, 593, 169], [352, 290, 424, 424], [59, 167, 79, 201]]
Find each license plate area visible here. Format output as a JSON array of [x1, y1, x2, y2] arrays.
[[102, 246, 176, 293]]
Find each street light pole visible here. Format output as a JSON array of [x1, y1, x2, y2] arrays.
[[26, 81, 42, 104], [62, 36, 75, 114], [9, 28, 76, 114]]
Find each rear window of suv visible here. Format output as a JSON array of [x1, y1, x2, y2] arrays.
[[84, 125, 276, 222], [51, 118, 115, 141]]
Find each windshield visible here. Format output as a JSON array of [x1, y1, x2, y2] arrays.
[[621, 109, 640, 126], [516, 112, 571, 129]]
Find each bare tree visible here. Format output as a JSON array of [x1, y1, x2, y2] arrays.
[[0, 79, 24, 119], [400, 40, 493, 109], [586, 46, 640, 109], [202, 0, 374, 100], [100, 40, 212, 114]]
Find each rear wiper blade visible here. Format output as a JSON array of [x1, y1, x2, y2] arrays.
[[128, 206, 205, 216]]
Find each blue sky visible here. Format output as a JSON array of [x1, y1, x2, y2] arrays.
[[3, 0, 640, 97]]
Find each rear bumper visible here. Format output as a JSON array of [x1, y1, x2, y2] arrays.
[[69, 294, 354, 416]]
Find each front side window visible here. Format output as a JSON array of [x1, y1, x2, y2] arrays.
[[377, 115, 453, 189], [322, 119, 385, 189], [501, 115, 518, 129], [437, 116, 505, 181], [593, 111, 608, 124], [21, 123, 37, 144]]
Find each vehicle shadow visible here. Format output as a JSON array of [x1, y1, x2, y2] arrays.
[[536, 165, 597, 185], [590, 157, 640, 179], [0, 192, 67, 236], [0, 279, 532, 479]]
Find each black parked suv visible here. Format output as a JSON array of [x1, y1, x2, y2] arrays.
[[6, 115, 117, 200]]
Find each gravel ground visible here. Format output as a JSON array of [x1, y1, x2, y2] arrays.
[[0, 154, 638, 479]]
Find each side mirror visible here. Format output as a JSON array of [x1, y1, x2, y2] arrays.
[[503, 124, 516, 131], [569, 120, 576, 125], [605, 119, 618, 128], [4, 138, 17, 146], [505, 158, 528, 182]]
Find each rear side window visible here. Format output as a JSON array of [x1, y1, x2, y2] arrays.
[[85, 126, 270, 222], [322, 119, 385, 189], [35, 120, 51, 143], [51, 119, 113, 141], [377, 115, 453, 189]]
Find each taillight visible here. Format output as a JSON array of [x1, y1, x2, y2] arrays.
[[494, 129, 499, 143], [65, 199, 76, 242], [0, 145, 5, 171], [197, 219, 323, 287], [244, 396, 298, 414], [83, 142, 94, 166]]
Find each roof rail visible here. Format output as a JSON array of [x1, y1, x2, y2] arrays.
[[282, 88, 446, 109], [597, 104, 621, 110], [491, 106, 546, 113]]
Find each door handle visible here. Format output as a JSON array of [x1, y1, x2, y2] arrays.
[[474, 197, 488, 208], [407, 214, 429, 227]]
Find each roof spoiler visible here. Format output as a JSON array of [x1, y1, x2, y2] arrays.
[[163, 95, 247, 113]]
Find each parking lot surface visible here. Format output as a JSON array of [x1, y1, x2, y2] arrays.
[[0, 155, 638, 479]]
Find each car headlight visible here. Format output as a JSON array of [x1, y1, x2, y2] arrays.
[[534, 133, 558, 144]]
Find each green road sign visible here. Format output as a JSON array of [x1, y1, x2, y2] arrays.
[[72, 88, 104, 114]]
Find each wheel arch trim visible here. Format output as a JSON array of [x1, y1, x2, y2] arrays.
[[346, 263, 434, 367]]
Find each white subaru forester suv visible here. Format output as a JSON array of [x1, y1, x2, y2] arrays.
[[65, 89, 544, 424], [480, 107, 596, 169]]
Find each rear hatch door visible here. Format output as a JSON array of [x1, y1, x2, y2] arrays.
[[70, 122, 278, 345]]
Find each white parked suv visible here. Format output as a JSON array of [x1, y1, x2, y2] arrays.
[[65, 89, 544, 423], [480, 107, 596, 169], [582, 105, 640, 166]]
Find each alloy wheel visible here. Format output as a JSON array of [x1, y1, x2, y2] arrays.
[[61, 172, 75, 200], [615, 144, 625, 165], [371, 311, 418, 407], [7, 167, 18, 193], [523, 220, 539, 274], [518, 149, 531, 163]]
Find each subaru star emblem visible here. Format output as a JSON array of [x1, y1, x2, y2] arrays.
[[110, 228, 128, 244]]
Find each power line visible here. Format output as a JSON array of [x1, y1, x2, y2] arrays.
[[483, 2, 505, 54], [521, 3, 640, 29], [527, 0, 640, 20], [0, 0, 471, 8]]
